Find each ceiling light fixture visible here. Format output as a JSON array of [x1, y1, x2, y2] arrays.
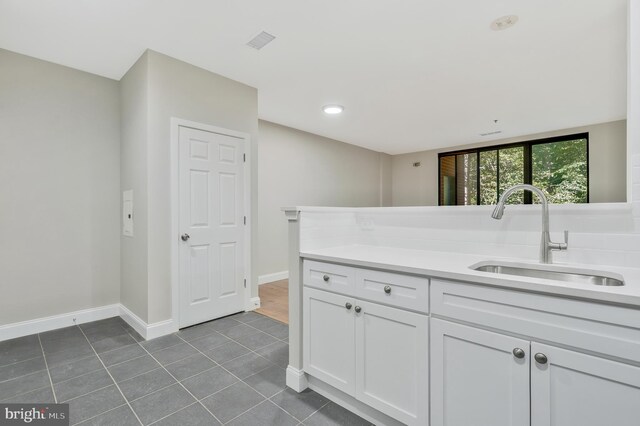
[[490, 15, 519, 31], [323, 105, 344, 115]]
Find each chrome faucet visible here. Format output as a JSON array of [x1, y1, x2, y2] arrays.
[[491, 184, 568, 264]]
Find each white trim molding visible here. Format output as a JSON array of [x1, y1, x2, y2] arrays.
[[0, 305, 120, 342], [259, 271, 289, 285], [246, 297, 261, 311], [118, 304, 177, 340], [286, 366, 309, 392]]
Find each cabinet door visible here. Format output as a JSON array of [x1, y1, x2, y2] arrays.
[[431, 319, 530, 426], [531, 342, 640, 426], [303, 287, 356, 394], [355, 300, 428, 425]]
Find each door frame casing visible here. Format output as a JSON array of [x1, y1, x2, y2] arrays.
[[170, 117, 252, 329]]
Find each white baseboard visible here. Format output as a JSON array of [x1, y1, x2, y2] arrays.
[[258, 271, 289, 285], [246, 297, 261, 311], [0, 304, 120, 342], [286, 366, 309, 392], [118, 304, 177, 340]]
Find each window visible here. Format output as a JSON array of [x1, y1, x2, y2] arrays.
[[438, 133, 589, 205]]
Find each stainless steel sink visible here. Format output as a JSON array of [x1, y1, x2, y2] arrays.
[[470, 261, 624, 286]]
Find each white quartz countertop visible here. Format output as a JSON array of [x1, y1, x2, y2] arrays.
[[300, 245, 640, 307]]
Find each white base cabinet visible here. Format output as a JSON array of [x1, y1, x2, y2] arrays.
[[432, 318, 640, 426], [303, 287, 429, 426]]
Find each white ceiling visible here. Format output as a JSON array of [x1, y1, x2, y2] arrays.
[[0, 0, 628, 154]]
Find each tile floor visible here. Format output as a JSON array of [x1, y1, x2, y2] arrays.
[[0, 312, 372, 425]]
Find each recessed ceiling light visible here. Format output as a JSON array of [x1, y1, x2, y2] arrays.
[[490, 15, 519, 31], [323, 105, 344, 115]]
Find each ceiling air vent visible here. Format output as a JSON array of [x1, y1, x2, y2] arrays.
[[479, 130, 503, 137], [247, 31, 276, 50]]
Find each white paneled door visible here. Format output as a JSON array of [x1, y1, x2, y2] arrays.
[[179, 126, 245, 328]]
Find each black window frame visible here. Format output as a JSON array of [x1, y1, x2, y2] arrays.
[[437, 132, 590, 206]]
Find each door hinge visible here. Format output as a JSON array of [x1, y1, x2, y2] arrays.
[[243, 153, 246, 163], [244, 216, 246, 225], [244, 279, 247, 288]]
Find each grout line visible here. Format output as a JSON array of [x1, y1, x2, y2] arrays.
[[146, 401, 200, 425], [122, 330, 224, 425], [0, 366, 48, 385], [36, 333, 57, 403], [77, 326, 144, 426], [296, 399, 331, 424], [74, 403, 129, 425], [62, 383, 115, 403], [0, 354, 46, 370], [0, 385, 52, 403]]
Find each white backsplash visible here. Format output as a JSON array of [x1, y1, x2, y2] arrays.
[[299, 204, 640, 269]]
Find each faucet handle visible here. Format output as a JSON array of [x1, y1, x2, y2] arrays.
[[560, 230, 569, 250]]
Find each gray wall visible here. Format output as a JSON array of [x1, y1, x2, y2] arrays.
[[258, 120, 391, 279], [119, 50, 259, 324], [392, 120, 627, 206], [0, 49, 121, 325], [120, 52, 150, 322]]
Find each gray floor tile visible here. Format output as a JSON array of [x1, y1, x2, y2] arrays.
[[220, 324, 260, 340], [67, 386, 125, 425], [121, 324, 144, 343], [55, 368, 113, 402], [180, 366, 237, 400], [256, 341, 289, 369], [118, 368, 175, 402], [77, 404, 139, 426], [232, 331, 278, 351], [91, 334, 138, 354], [271, 388, 329, 421], [152, 343, 199, 366], [204, 341, 250, 364], [140, 334, 182, 353], [177, 322, 218, 342], [222, 353, 273, 380], [200, 382, 264, 423], [2, 385, 54, 403], [303, 402, 373, 426], [82, 321, 129, 343], [0, 356, 46, 382], [243, 365, 286, 398], [231, 312, 264, 324], [99, 344, 146, 367], [244, 316, 283, 332], [49, 355, 102, 383], [263, 323, 289, 340], [153, 403, 220, 426], [227, 401, 298, 426], [44, 345, 96, 368], [0, 335, 42, 367], [0, 370, 50, 400], [164, 354, 216, 381], [207, 317, 243, 332], [130, 384, 195, 425], [108, 355, 160, 382], [189, 332, 230, 352]]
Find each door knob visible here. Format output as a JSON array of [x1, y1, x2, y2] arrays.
[[384, 285, 392, 294], [512, 348, 525, 359], [345, 302, 352, 310], [181, 233, 190, 241], [534, 353, 548, 364]]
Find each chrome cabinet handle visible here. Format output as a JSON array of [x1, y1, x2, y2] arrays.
[[345, 302, 352, 310], [384, 285, 391, 294], [354, 306, 362, 313], [512, 348, 525, 359], [181, 233, 190, 241], [323, 275, 330, 282], [534, 353, 548, 364]]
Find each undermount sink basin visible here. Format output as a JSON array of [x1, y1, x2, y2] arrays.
[[470, 261, 625, 286]]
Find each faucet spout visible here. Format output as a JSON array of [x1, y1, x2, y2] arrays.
[[491, 184, 567, 263]]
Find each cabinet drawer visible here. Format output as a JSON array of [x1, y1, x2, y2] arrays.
[[303, 260, 355, 295], [431, 279, 640, 363], [356, 269, 429, 313]]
